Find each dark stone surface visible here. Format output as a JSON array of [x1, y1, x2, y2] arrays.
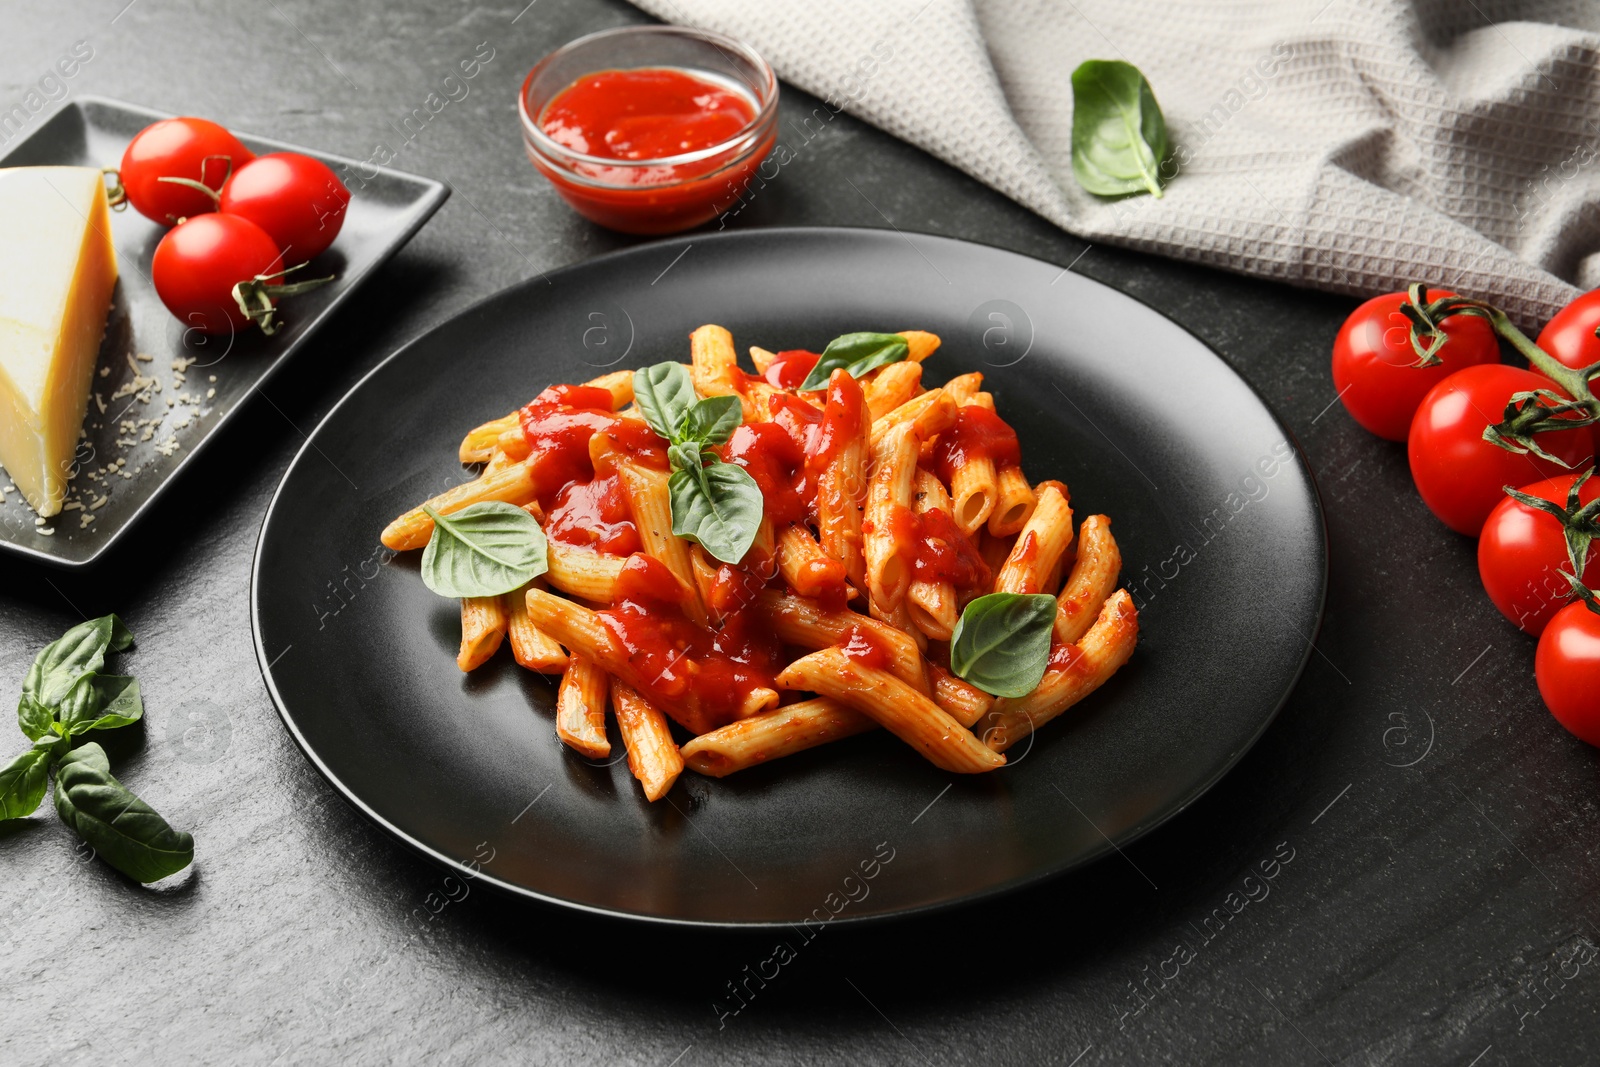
[[4, 1, 1596, 1064]]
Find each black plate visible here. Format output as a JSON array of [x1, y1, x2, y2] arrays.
[[252, 228, 1326, 927], [0, 96, 447, 567]]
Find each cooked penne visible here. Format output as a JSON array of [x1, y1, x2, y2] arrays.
[[612, 680, 682, 801], [681, 697, 874, 777], [1056, 515, 1122, 644], [776, 523, 851, 602], [864, 422, 918, 620], [870, 388, 957, 449], [691, 323, 740, 399], [382, 460, 537, 551], [556, 655, 610, 758], [994, 483, 1073, 595], [928, 662, 992, 728], [863, 360, 923, 421], [907, 469, 959, 641], [757, 590, 928, 694], [609, 451, 709, 627], [545, 541, 627, 603], [989, 465, 1036, 536], [393, 322, 1138, 797], [897, 330, 941, 363], [982, 590, 1138, 753], [507, 580, 569, 673], [459, 413, 518, 464], [776, 649, 1004, 773], [457, 595, 508, 672], [815, 369, 870, 593]]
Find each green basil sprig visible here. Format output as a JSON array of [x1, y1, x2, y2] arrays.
[[950, 593, 1059, 698], [1070, 59, 1170, 200], [798, 332, 910, 392], [1, 615, 195, 883], [420, 502, 548, 598], [633, 362, 764, 564]]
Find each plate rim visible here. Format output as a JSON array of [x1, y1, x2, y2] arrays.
[[250, 224, 1329, 929], [0, 93, 451, 570]]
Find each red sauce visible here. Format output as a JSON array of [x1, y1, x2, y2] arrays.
[[542, 68, 755, 162], [723, 422, 809, 525], [544, 470, 639, 555], [1048, 639, 1088, 676], [519, 385, 664, 507], [931, 405, 1022, 485], [600, 553, 782, 734], [890, 504, 991, 590], [840, 624, 890, 669], [810, 370, 864, 472], [764, 349, 821, 390], [526, 66, 775, 235]]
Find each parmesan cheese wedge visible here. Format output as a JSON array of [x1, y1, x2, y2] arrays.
[[0, 166, 118, 517]]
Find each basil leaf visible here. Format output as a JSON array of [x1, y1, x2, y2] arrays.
[[669, 461, 763, 564], [798, 333, 910, 392], [19, 614, 132, 717], [668, 441, 705, 476], [17, 695, 53, 743], [53, 742, 194, 883], [680, 395, 743, 447], [420, 502, 548, 599], [60, 675, 143, 736], [0, 739, 60, 820], [1070, 60, 1170, 199], [633, 362, 698, 443], [950, 593, 1059, 698]]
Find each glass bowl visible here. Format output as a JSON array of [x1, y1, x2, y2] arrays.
[[518, 25, 779, 235]]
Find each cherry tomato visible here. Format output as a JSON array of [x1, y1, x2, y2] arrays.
[[219, 152, 350, 261], [1536, 600, 1600, 746], [1478, 473, 1600, 635], [1332, 291, 1499, 440], [1535, 290, 1600, 454], [151, 214, 282, 334], [1408, 364, 1593, 535], [119, 117, 254, 224]]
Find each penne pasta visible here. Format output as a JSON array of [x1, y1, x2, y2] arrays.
[[864, 422, 918, 621], [690, 323, 741, 399], [556, 655, 610, 758], [382, 460, 537, 551], [680, 697, 874, 777], [862, 360, 923, 421], [545, 541, 627, 604], [942, 372, 983, 406], [459, 413, 518, 464], [776, 522, 851, 602], [1056, 515, 1122, 645], [609, 451, 709, 627], [457, 595, 508, 672], [981, 590, 1139, 753], [989, 465, 1037, 536], [815, 369, 870, 594], [757, 590, 929, 694], [994, 483, 1073, 595], [870, 388, 957, 449], [507, 580, 569, 672], [948, 449, 997, 535], [907, 469, 959, 641], [749, 345, 777, 375], [927, 662, 993, 729], [776, 648, 1004, 773], [897, 330, 941, 363], [612, 680, 683, 801], [585, 368, 635, 409]]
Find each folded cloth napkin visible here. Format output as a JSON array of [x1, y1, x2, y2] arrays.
[[629, 0, 1600, 327]]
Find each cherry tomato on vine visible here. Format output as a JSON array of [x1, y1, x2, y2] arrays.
[[218, 152, 350, 261], [151, 214, 282, 334], [119, 117, 254, 224], [1408, 364, 1593, 536], [1536, 600, 1600, 747], [1332, 291, 1500, 440], [1478, 473, 1600, 635], [1535, 290, 1600, 454]]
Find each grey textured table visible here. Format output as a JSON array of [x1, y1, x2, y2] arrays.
[[4, 2, 1597, 1065]]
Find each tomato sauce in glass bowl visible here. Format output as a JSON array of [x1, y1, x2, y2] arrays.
[[519, 26, 778, 235]]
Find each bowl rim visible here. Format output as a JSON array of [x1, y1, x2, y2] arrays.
[[517, 24, 778, 179]]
